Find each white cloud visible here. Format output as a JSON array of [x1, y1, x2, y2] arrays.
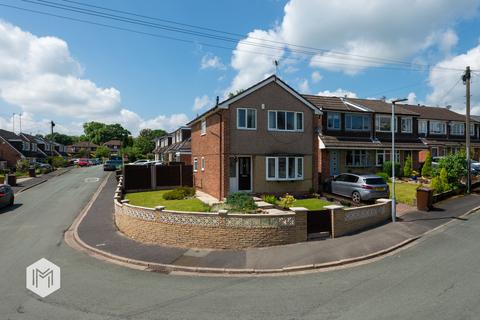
[[407, 92, 417, 105], [200, 54, 226, 70], [193, 95, 212, 111], [298, 79, 310, 93], [426, 44, 480, 114], [311, 71, 322, 83], [0, 20, 189, 136], [438, 29, 459, 54], [317, 89, 357, 98]]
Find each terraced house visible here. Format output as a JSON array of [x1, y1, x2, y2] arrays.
[[188, 75, 322, 200]]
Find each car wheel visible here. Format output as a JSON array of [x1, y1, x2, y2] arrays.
[[352, 191, 361, 203]]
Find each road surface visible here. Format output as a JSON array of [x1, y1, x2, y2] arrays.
[[1, 166, 480, 320]]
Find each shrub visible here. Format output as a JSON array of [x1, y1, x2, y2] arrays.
[[278, 193, 296, 209], [226, 192, 257, 212], [17, 159, 30, 172], [422, 152, 432, 177], [436, 152, 467, 187], [382, 161, 402, 178], [403, 154, 413, 177], [431, 176, 443, 193], [51, 156, 67, 168], [431, 168, 451, 194], [162, 186, 195, 200], [261, 194, 278, 205], [376, 172, 390, 183]]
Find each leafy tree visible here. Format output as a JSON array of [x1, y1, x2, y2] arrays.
[[83, 122, 131, 145], [403, 154, 413, 177], [421, 152, 432, 177], [120, 146, 143, 162], [228, 89, 245, 99], [133, 128, 167, 155], [44, 133, 75, 145], [77, 148, 90, 158], [95, 146, 111, 159]]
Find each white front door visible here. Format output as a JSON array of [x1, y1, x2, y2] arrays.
[[229, 157, 238, 193]]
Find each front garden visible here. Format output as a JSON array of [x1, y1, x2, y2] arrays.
[[126, 188, 210, 212]]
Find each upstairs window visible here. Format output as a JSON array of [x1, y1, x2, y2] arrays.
[[430, 121, 446, 135], [345, 113, 370, 131], [376, 115, 397, 132], [32, 143, 37, 151], [470, 124, 476, 136], [237, 108, 257, 130], [268, 111, 303, 132], [22, 141, 30, 151], [200, 119, 207, 135], [418, 120, 428, 134], [327, 112, 341, 130], [401, 117, 412, 133], [193, 158, 198, 172], [450, 122, 464, 135]]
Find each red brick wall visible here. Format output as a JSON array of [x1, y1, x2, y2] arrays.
[[0, 137, 23, 167], [179, 154, 191, 165]]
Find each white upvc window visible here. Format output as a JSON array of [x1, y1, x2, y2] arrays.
[[22, 141, 30, 151], [401, 117, 413, 133], [237, 108, 257, 130], [430, 121, 446, 135], [418, 120, 428, 134], [268, 111, 304, 132], [470, 124, 476, 136], [450, 122, 465, 135], [32, 143, 38, 151], [265, 156, 304, 181], [201, 157, 205, 171], [375, 115, 397, 132], [346, 150, 369, 167], [200, 119, 207, 136], [431, 147, 439, 157], [327, 112, 341, 130], [375, 150, 400, 166], [193, 158, 198, 172], [345, 113, 370, 131]]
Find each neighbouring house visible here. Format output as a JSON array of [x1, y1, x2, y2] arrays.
[[188, 75, 322, 200], [303, 96, 427, 182], [401, 104, 480, 161], [103, 139, 122, 153], [68, 141, 99, 156], [0, 129, 26, 167], [20, 133, 49, 160], [153, 134, 173, 162], [154, 127, 191, 164]]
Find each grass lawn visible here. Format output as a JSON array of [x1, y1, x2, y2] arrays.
[[291, 198, 332, 211], [126, 190, 210, 212], [388, 182, 427, 206]]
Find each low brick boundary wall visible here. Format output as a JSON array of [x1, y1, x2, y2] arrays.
[[113, 177, 307, 249], [325, 199, 392, 238]]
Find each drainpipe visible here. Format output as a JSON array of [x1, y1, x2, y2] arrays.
[[215, 96, 223, 200]]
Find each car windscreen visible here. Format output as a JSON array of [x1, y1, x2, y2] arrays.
[[364, 178, 386, 185]]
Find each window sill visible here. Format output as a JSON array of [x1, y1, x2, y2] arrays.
[[266, 178, 304, 182], [268, 129, 304, 133], [237, 127, 257, 131]]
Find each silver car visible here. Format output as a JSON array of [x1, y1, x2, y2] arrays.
[[0, 184, 14, 208], [330, 173, 389, 203]]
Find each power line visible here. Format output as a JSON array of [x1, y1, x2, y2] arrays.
[[16, 0, 473, 73]]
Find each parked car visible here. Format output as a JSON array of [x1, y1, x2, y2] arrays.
[[0, 184, 14, 208], [431, 156, 444, 169], [470, 160, 480, 175], [32, 161, 52, 171], [329, 173, 389, 203], [77, 158, 90, 167], [128, 159, 149, 165], [103, 160, 117, 171], [88, 158, 101, 166]]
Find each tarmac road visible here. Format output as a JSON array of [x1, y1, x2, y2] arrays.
[[1, 165, 480, 320]]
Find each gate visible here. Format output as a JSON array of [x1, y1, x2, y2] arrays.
[[307, 209, 331, 239]]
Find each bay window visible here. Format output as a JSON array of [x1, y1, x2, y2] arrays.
[[327, 112, 341, 130], [266, 156, 304, 181], [237, 108, 257, 130], [268, 111, 303, 132], [345, 113, 370, 131], [375, 115, 397, 132]]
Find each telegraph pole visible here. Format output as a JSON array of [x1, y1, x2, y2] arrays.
[[50, 120, 55, 157], [463, 66, 471, 193], [12, 113, 15, 133]]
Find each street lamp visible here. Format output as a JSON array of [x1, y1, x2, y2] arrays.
[[391, 98, 408, 222]]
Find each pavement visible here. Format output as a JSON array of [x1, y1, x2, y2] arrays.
[[74, 173, 480, 274], [4, 165, 480, 319], [11, 167, 73, 194]]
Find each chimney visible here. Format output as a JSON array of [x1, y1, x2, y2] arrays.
[[216, 96, 219, 106]]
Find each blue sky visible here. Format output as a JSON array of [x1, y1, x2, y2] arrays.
[[0, 0, 480, 135]]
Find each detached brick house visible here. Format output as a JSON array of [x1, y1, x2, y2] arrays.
[[188, 75, 322, 200], [68, 141, 99, 155], [103, 139, 122, 153]]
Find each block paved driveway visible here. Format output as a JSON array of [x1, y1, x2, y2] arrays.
[[1, 165, 480, 320]]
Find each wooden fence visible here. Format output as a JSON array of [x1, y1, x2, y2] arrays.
[[123, 164, 193, 192]]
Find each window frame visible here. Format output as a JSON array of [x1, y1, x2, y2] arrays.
[[200, 119, 207, 136], [327, 112, 341, 130], [193, 158, 198, 172], [450, 122, 465, 136], [429, 120, 446, 135], [401, 117, 413, 133], [375, 115, 397, 132], [236, 108, 257, 130], [22, 141, 30, 151], [345, 113, 371, 132], [346, 150, 369, 167], [265, 156, 304, 181], [267, 110, 304, 132], [418, 120, 428, 134]]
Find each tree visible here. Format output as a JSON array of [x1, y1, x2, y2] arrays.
[[422, 152, 432, 177], [133, 128, 167, 155], [44, 132, 75, 145], [436, 152, 467, 187], [228, 89, 245, 99], [403, 154, 413, 177], [120, 146, 142, 162], [95, 146, 111, 159], [83, 122, 131, 145]]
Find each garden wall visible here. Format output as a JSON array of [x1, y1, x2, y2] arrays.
[[114, 200, 307, 249]]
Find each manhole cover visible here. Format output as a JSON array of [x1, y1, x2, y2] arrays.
[[84, 177, 100, 183]]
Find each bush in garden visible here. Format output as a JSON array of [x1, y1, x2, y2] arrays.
[[422, 152, 432, 177], [279, 193, 296, 209], [261, 194, 278, 205], [431, 168, 451, 194], [436, 152, 467, 187], [163, 186, 195, 200], [226, 192, 257, 212], [16, 159, 30, 172], [51, 156, 67, 168], [382, 161, 402, 178], [376, 172, 390, 183], [403, 155, 413, 177], [177, 186, 195, 197]]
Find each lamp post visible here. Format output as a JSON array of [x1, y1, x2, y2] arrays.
[[391, 98, 408, 222]]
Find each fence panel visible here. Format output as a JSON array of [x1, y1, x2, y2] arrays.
[[123, 165, 151, 191], [307, 210, 331, 235]]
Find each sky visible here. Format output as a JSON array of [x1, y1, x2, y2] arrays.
[[1, 0, 480, 136]]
